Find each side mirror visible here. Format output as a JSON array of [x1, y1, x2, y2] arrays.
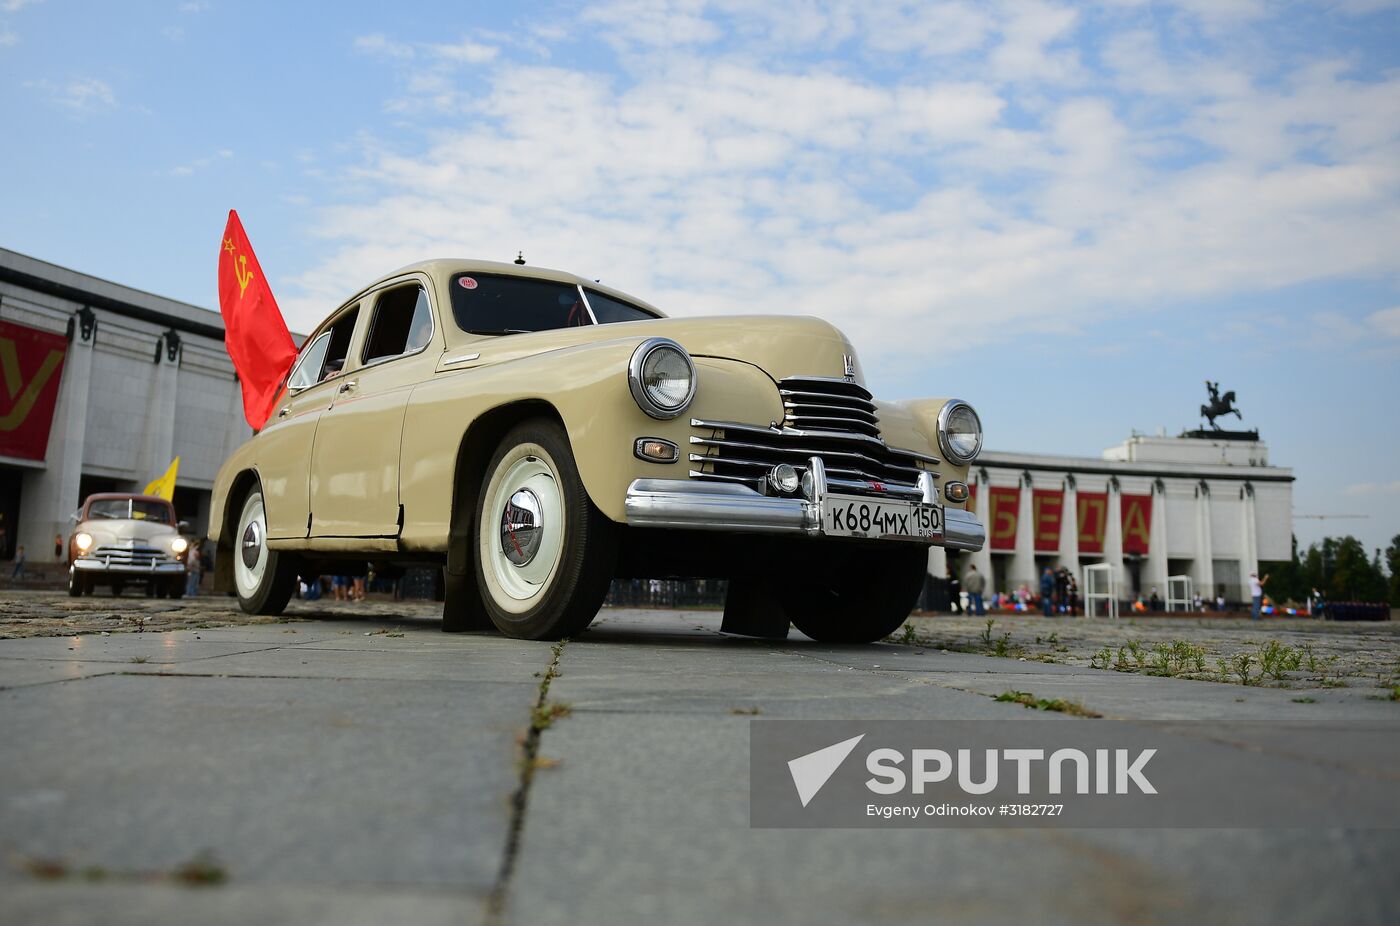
[[178, 520, 191, 533]]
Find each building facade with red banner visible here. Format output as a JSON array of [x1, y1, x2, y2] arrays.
[[0, 247, 264, 563], [928, 434, 1293, 605]]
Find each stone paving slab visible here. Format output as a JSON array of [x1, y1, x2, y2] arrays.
[[0, 667, 539, 898], [1, 595, 1398, 925], [0, 882, 483, 926]]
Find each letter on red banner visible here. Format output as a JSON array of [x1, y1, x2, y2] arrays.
[[1121, 494, 1152, 555], [0, 320, 68, 461], [988, 486, 1020, 551], [1033, 489, 1064, 552], [1077, 491, 1107, 554]]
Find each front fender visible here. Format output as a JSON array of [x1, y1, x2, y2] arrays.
[[397, 340, 784, 546]]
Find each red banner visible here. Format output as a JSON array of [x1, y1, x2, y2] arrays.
[[988, 486, 1020, 551], [1032, 489, 1064, 552], [1077, 491, 1107, 554], [0, 319, 68, 461], [219, 210, 298, 429], [1121, 494, 1152, 555]]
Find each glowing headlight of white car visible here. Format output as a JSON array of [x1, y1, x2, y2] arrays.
[[628, 338, 696, 420], [74, 532, 93, 552], [937, 400, 983, 465], [171, 537, 189, 555]]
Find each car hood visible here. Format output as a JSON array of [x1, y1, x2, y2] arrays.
[[77, 519, 179, 547], [447, 315, 862, 385]]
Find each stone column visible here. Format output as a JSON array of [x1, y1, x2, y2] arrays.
[[1058, 474, 1079, 574], [1193, 480, 1215, 601], [134, 332, 180, 488], [1008, 471, 1036, 592], [1146, 478, 1170, 597], [1239, 482, 1259, 603], [1104, 477, 1125, 603], [968, 468, 993, 588], [18, 317, 95, 561]]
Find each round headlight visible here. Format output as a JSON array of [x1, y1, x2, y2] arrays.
[[628, 338, 696, 420], [75, 532, 93, 552], [171, 537, 189, 555], [937, 400, 983, 465]]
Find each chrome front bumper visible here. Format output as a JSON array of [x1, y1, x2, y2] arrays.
[[72, 559, 185, 576], [624, 458, 986, 551]]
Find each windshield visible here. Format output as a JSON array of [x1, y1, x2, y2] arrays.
[[449, 273, 655, 335], [87, 499, 173, 524]]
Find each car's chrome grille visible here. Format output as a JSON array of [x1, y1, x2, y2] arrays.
[[90, 545, 175, 567], [689, 377, 937, 501], [780, 377, 882, 437]]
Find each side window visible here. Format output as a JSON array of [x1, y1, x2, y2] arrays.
[[287, 332, 331, 391], [363, 285, 433, 363], [319, 307, 360, 380]]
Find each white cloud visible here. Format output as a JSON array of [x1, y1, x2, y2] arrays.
[[170, 148, 233, 177], [275, 2, 1400, 371], [1368, 306, 1400, 338], [0, 29, 16, 46], [1344, 481, 1400, 496], [354, 33, 415, 59], [26, 77, 117, 113], [2, 0, 46, 12]]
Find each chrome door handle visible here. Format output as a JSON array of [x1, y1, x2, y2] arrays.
[[338, 380, 358, 394], [277, 405, 291, 418]]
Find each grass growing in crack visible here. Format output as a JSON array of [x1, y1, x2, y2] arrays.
[[129, 656, 148, 664], [19, 851, 226, 886], [994, 690, 1102, 718], [1089, 646, 1113, 670], [488, 638, 569, 924], [979, 619, 995, 647], [730, 706, 763, 716], [531, 700, 572, 730], [1292, 697, 1317, 704]]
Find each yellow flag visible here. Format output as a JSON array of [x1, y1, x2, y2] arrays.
[[144, 457, 179, 500]]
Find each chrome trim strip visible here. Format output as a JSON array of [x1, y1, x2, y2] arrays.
[[624, 475, 985, 550], [942, 507, 986, 552], [690, 418, 940, 466], [442, 352, 481, 366]]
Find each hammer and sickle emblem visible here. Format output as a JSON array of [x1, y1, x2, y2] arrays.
[[235, 254, 255, 297], [225, 238, 255, 297]]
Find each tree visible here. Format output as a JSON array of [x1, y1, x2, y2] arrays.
[[1387, 534, 1400, 608], [1327, 536, 1386, 602]]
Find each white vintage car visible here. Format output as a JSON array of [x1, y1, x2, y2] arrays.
[[210, 259, 985, 642], [67, 493, 189, 598]]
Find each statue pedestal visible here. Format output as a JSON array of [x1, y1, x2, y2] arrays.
[[1181, 428, 1260, 442]]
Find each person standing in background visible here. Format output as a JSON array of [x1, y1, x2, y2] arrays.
[[54, 533, 63, 560], [1040, 567, 1055, 617], [11, 545, 26, 580], [946, 566, 962, 614], [1249, 572, 1269, 620], [964, 564, 986, 616]]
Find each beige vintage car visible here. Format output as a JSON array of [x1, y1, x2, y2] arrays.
[[209, 259, 985, 642], [68, 493, 189, 598]]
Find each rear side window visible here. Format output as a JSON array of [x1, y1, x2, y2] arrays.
[[449, 273, 591, 335], [363, 285, 433, 363], [585, 289, 656, 323], [320, 307, 359, 379]]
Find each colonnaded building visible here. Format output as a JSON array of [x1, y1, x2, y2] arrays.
[[1, 247, 1293, 602], [0, 247, 253, 561]]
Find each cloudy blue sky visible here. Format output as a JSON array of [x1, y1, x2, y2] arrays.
[[1, 0, 1398, 557]]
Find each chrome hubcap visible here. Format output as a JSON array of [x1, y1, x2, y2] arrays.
[[500, 488, 543, 567], [241, 520, 262, 569]]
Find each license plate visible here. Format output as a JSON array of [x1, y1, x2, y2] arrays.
[[822, 494, 942, 540]]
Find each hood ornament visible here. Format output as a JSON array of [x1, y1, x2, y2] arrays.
[[842, 354, 856, 382]]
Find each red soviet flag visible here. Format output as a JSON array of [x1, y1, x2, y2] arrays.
[[218, 210, 298, 429]]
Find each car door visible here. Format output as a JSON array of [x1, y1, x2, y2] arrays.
[[309, 276, 438, 538], [256, 304, 360, 540]]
